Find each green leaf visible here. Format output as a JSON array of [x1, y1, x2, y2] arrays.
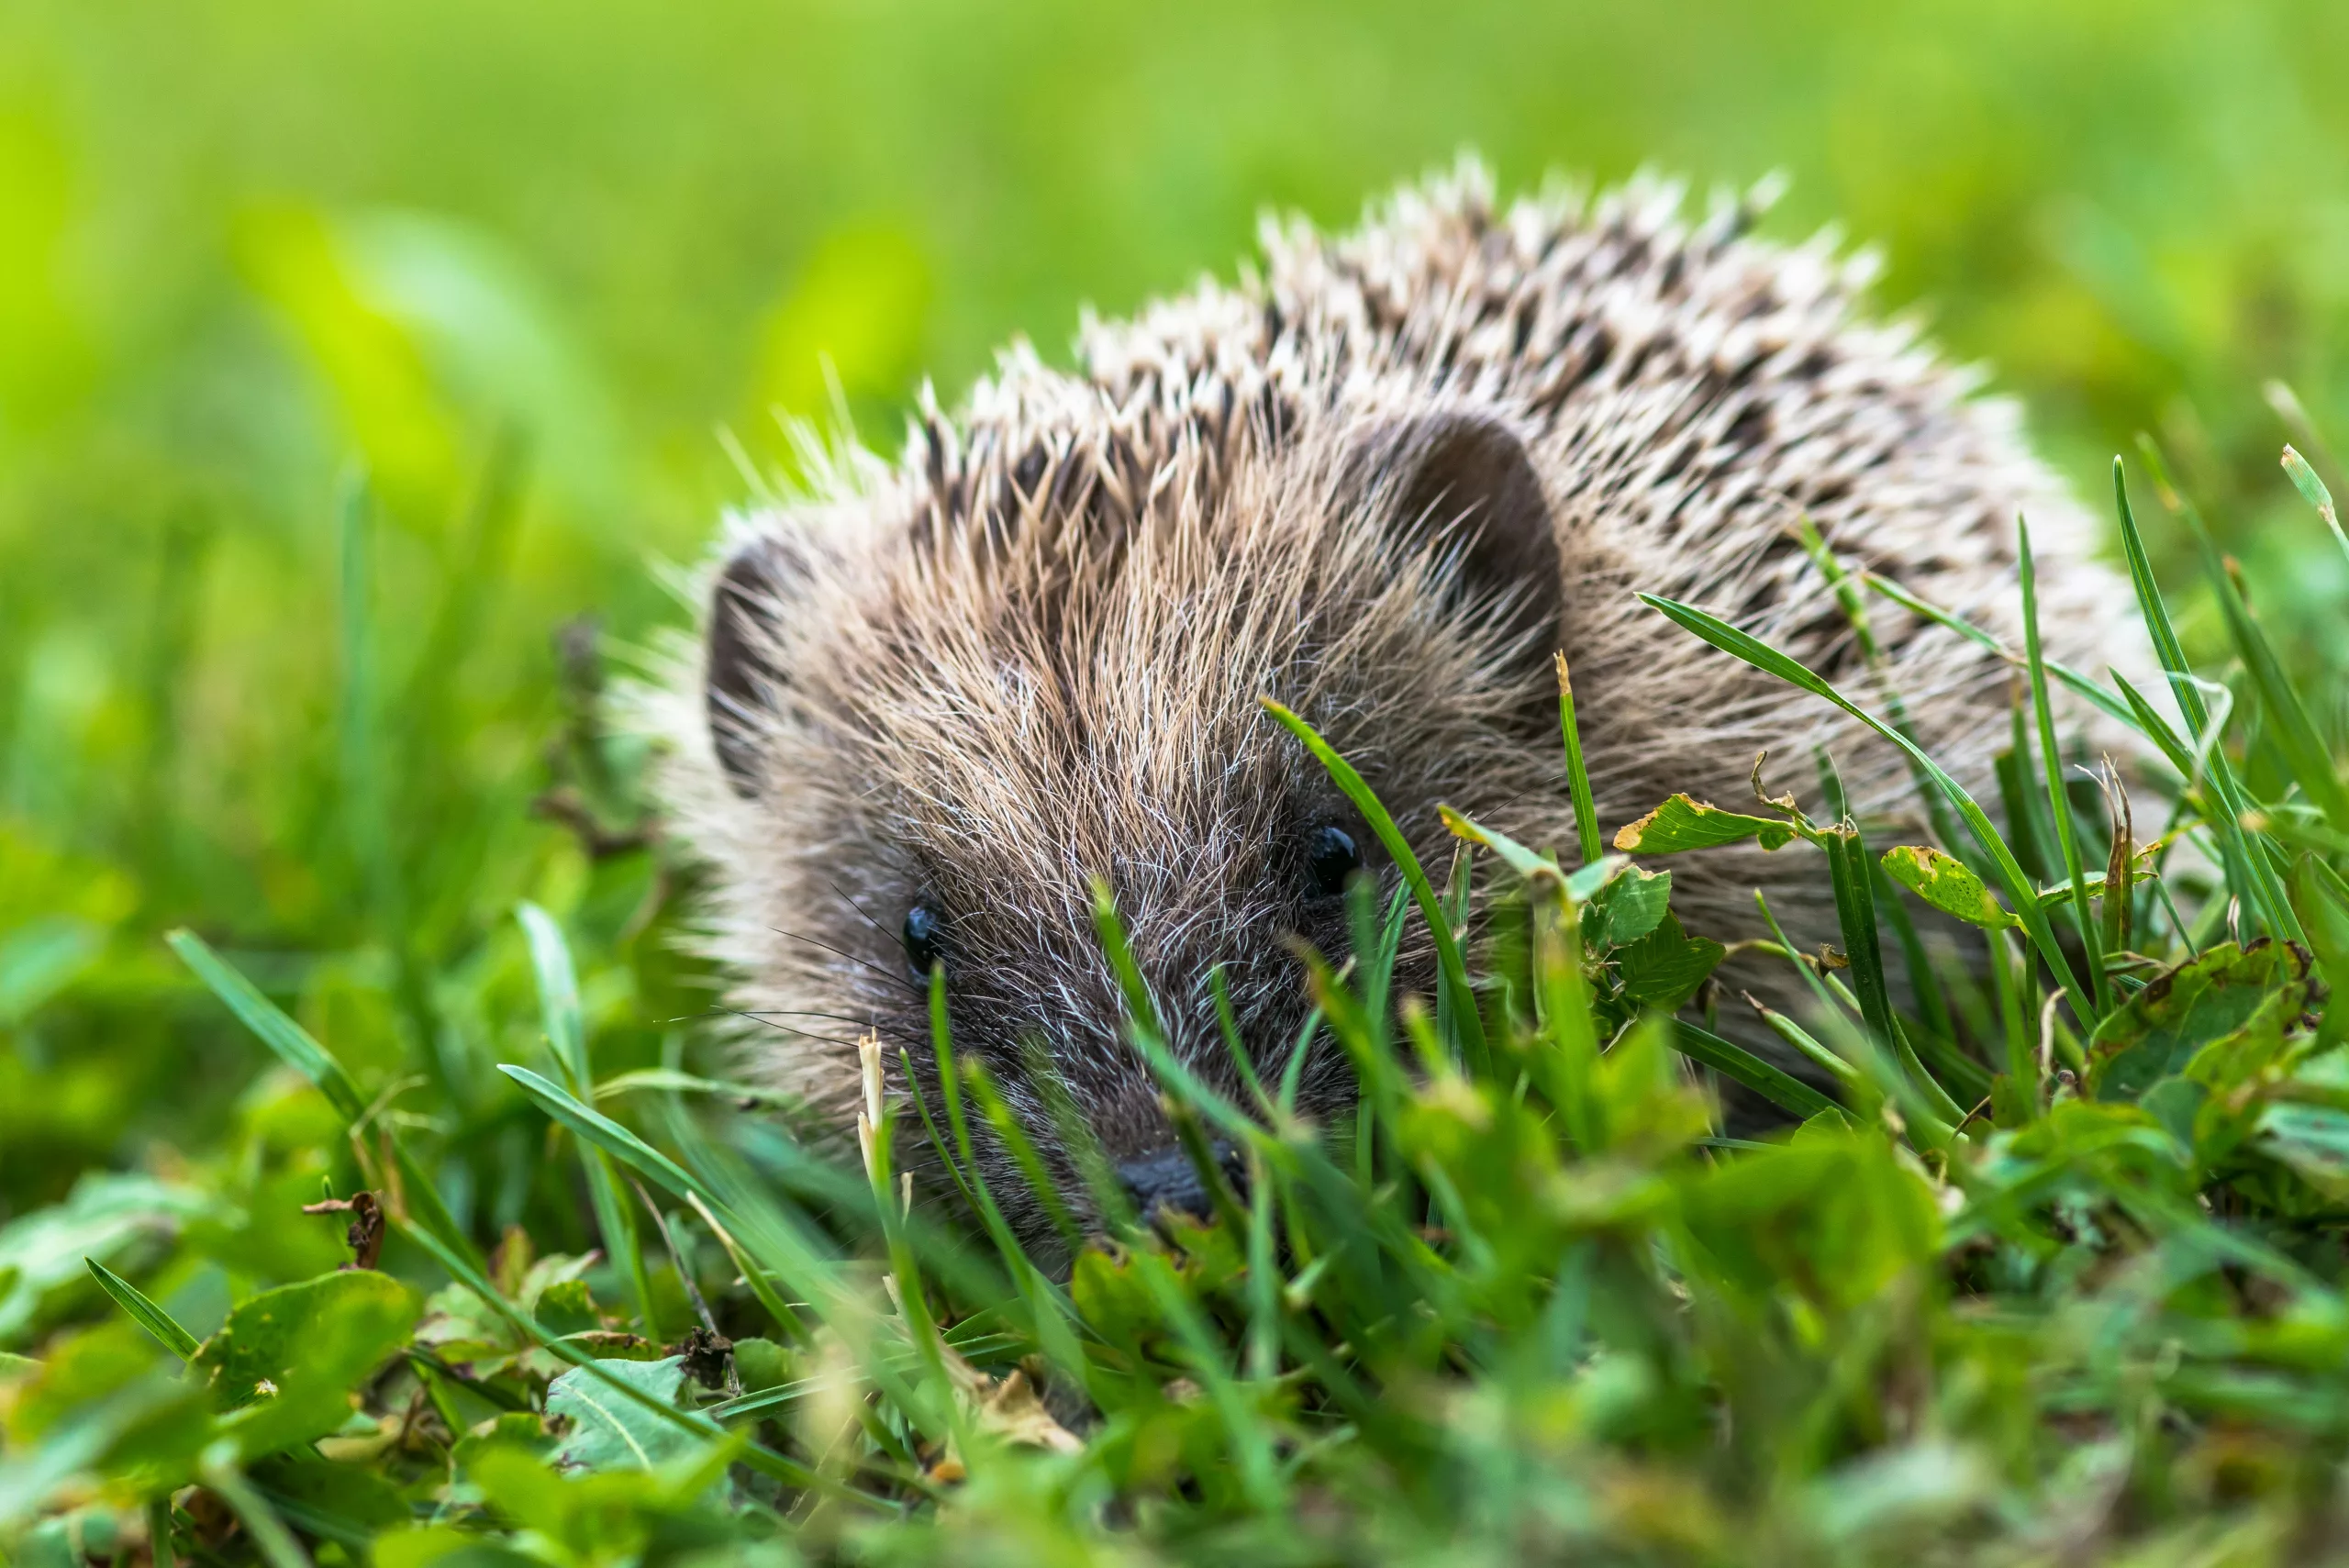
[[1681, 1130, 1940, 1314], [194, 1271, 420, 1456], [0, 1173, 213, 1343], [1881, 845, 2017, 930], [1591, 865, 1673, 950], [730, 1337, 793, 1395], [392, 1217, 818, 1496], [250, 1452, 412, 1544], [1614, 913, 1726, 1012], [194, 1271, 417, 1406], [2257, 1103, 2349, 1200], [1611, 794, 1798, 854], [83, 1259, 202, 1362], [535, 1278, 602, 1338], [2085, 940, 2317, 1102], [544, 1355, 704, 1473]]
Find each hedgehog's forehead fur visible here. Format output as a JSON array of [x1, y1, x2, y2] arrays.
[[659, 158, 2139, 1225], [723, 404, 1561, 1155], [830, 411, 1546, 906]]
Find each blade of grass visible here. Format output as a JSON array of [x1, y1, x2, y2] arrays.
[[84, 1259, 202, 1362], [682, 1190, 807, 1345], [1869, 852, 1959, 1048], [501, 1065, 721, 1207], [1749, 891, 1960, 1140], [518, 904, 659, 1340], [1809, 752, 1900, 1047], [2019, 517, 2111, 1016], [336, 471, 395, 974], [2282, 443, 2349, 576], [2110, 460, 2304, 945], [1859, 569, 2142, 733], [1128, 1248, 1283, 1509], [1554, 653, 1604, 867], [1244, 1148, 1280, 1384], [168, 929, 363, 1122], [1261, 697, 1487, 1072], [1528, 869, 1600, 1153], [853, 1042, 957, 1440], [1665, 1018, 1838, 1120], [1302, 944, 1411, 1125], [167, 929, 477, 1267], [1347, 880, 1383, 1187], [959, 1056, 1085, 1255], [2110, 670, 2199, 778], [1119, 1007, 1431, 1324], [1434, 844, 1475, 1061], [336, 473, 443, 1104], [1276, 1006, 1321, 1114], [1090, 878, 1165, 1041], [930, 970, 1081, 1327], [1739, 991, 1865, 1095], [1208, 967, 1273, 1116], [1900, 1017, 1994, 1106], [1797, 519, 1965, 851], [1998, 707, 2055, 888], [1637, 593, 2096, 1032], [517, 903, 587, 1082], [1822, 816, 1965, 1126], [495, 1062, 847, 1322], [2138, 440, 2349, 835], [1022, 1037, 1138, 1241], [196, 1449, 309, 1568]]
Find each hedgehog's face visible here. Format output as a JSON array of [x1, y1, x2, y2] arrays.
[[696, 411, 1565, 1262]]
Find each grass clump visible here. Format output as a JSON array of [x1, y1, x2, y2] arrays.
[[5, 445, 2349, 1567]]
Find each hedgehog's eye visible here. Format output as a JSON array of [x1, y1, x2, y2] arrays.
[[903, 904, 945, 982], [1304, 825, 1362, 900]]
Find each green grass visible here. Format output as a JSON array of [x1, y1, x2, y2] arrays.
[[10, 4, 2349, 1558], [5, 444, 2349, 1564]]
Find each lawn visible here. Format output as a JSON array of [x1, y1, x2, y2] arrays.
[[6, 2, 2349, 1562]]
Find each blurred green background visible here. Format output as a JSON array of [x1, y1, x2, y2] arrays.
[[5, 0, 2348, 1246]]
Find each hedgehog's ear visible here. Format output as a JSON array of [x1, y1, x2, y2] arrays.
[[705, 535, 796, 797], [1349, 410, 1563, 656]]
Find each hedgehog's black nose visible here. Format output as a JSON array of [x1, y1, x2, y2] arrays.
[[1116, 1142, 1245, 1222]]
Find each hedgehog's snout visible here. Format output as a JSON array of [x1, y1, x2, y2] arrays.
[[1117, 1140, 1247, 1225]]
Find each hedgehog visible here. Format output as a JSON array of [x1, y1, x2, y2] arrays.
[[655, 161, 2138, 1255]]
